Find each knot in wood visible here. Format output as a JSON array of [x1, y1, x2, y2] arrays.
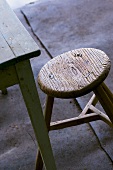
[[49, 73, 54, 79], [75, 53, 82, 57], [38, 48, 111, 98]]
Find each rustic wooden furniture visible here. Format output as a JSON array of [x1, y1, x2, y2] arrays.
[[37, 48, 113, 169], [0, 0, 56, 170]]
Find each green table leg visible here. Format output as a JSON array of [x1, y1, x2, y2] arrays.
[[15, 60, 56, 170]]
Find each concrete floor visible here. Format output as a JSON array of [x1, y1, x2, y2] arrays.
[[6, 0, 38, 9], [1, 0, 113, 169]]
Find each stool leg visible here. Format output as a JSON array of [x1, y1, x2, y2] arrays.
[[94, 82, 113, 123], [102, 83, 113, 101], [35, 96, 54, 170]]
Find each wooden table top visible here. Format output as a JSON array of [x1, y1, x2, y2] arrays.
[[0, 0, 40, 69]]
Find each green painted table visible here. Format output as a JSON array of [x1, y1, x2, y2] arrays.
[[0, 0, 56, 169]]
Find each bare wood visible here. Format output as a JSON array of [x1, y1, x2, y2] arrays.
[[38, 48, 110, 98], [37, 46, 113, 167], [94, 85, 113, 123], [35, 96, 54, 170], [48, 93, 113, 130], [44, 96, 54, 130], [89, 105, 113, 127], [102, 82, 113, 102], [50, 113, 100, 130], [79, 94, 98, 117]]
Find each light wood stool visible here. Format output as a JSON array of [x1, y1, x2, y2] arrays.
[[36, 48, 113, 169]]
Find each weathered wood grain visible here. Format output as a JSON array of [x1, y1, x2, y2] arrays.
[[0, 0, 40, 69], [38, 48, 110, 98], [94, 83, 113, 124], [50, 113, 101, 130]]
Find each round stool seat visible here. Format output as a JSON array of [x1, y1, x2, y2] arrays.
[[38, 48, 110, 98]]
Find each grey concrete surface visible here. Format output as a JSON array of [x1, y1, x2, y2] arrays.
[[1, 0, 113, 170], [21, 0, 113, 91], [21, 0, 113, 165]]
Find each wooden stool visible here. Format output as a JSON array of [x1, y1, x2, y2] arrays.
[[36, 48, 113, 169]]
